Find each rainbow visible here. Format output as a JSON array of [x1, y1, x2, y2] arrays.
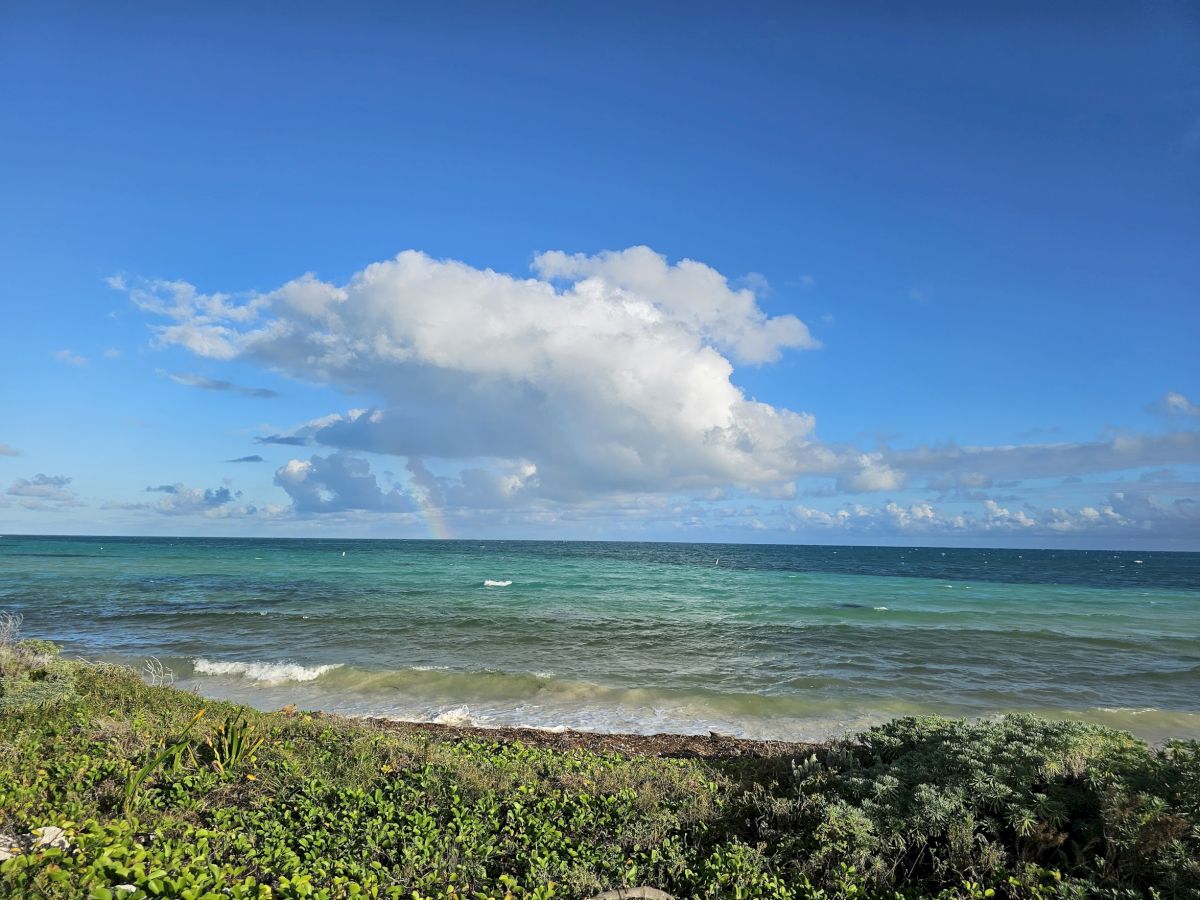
[[411, 488, 452, 540]]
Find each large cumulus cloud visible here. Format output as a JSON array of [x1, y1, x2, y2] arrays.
[[132, 247, 832, 497]]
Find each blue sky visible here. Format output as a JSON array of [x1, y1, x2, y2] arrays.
[[1, 1, 1198, 548]]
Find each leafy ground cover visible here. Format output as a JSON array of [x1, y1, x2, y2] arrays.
[[1, 619, 1197, 899]]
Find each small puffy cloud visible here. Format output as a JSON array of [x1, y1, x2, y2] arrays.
[[982, 499, 1037, 529], [53, 349, 88, 367], [103, 348, 121, 359], [161, 370, 279, 398], [274, 453, 408, 513], [835, 453, 907, 493], [6, 473, 84, 509], [0, 443, 19, 457], [1150, 391, 1200, 418], [227, 455, 264, 463], [141, 482, 253, 516]]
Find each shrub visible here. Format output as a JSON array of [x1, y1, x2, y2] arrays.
[[749, 714, 1200, 896]]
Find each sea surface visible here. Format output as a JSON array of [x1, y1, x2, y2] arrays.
[[2, 535, 1199, 742]]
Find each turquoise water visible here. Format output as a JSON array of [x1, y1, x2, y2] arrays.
[[2, 535, 1198, 742]]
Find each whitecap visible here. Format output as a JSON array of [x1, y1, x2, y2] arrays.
[[483, 579, 512, 587], [192, 658, 342, 685], [874, 606, 889, 611]]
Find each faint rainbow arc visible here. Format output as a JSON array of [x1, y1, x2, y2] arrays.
[[411, 487, 452, 540]]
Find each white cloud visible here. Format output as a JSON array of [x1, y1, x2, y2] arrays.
[[532, 246, 818, 363], [106, 481, 262, 517], [130, 248, 830, 498], [53, 349, 88, 367], [982, 499, 1036, 529], [5, 474, 84, 510], [1152, 391, 1200, 418], [835, 453, 907, 493], [0, 443, 19, 457], [792, 491, 1199, 540]]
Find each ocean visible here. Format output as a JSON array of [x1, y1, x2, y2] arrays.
[[2, 535, 1198, 742]]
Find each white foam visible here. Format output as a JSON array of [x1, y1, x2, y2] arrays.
[[433, 705, 476, 726], [874, 606, 889, 611], [483, 579, 512, 587], [412, 665, 449, 671], [192, 658, 342, 685]]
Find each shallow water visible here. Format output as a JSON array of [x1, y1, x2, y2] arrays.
[[2, 535, 1198, 742]]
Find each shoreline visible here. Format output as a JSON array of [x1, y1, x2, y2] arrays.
[[357, 714, 820, 759]]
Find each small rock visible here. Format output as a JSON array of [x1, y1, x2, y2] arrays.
[[32, 825, 70, 850]]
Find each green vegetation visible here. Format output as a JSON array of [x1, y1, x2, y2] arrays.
[[1, 623, 1197, 899]]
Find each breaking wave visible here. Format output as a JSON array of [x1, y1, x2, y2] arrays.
[[191, 658, 343, 684]]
